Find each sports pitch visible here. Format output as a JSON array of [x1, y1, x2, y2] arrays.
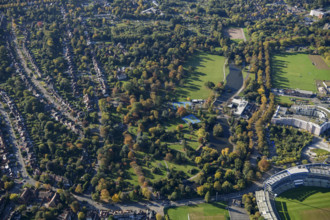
[[165, 202, 229, 220], [272, 53, 330, 92], [182, 114, 201, 124], [275, 186, 330, 220]]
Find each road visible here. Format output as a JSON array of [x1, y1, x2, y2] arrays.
[[228, 199, 249, 220], [0, 102, 36, 187], [11, 30, 82, 129]]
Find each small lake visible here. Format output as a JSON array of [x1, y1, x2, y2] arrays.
[[218, 63, 243, 102]]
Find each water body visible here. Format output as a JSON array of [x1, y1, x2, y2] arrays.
[[218, 63, 243, 102]]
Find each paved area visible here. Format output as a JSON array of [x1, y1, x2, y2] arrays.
[[228, 199, 249, 220], [302, 136, 330, 162]]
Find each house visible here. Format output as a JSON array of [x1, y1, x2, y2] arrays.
[[86, 210, 100, 220], [46, 192, 60, 208], [37, 190, 54, 202], [57, 210, 74, 220], [295, 89, 314, 98], [20, 188, 36, 204], [117, 73, 127, 81], [310, 9, 329, 19]]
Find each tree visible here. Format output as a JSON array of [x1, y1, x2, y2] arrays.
[[70, 201, 80, 213], [258, 157, 270, 172], [75, 184, 83, 194], [78, 212, 85, 220], [204, 191, 211, 203], [195, 156, 202, 164], [128, 151, 134, 159], [214, 181, 221, 192], [197, 185, 205, 196], [204, 81, 215, 89], [156, 213, 163, 220], [112, 193, 120, 203], [169, 191, 178, 200], [100, 189, 110, 202], [164, 153, 173, 161], [222, 181, 233, 193], [4, 181, 14, 190], [142, 188, 152, 200], [176, 106, 187, 117], [213, 124, 223, 137], [9, 193, 19, 202]]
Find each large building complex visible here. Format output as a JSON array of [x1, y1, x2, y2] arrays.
[[271, 105, 330, 135], [256, 164, 330, 220]]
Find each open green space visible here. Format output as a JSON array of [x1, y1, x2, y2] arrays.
[[163, 118, 200, 151], [165, 202, 230, 220], [275, 95, 313, 105], [272, 53, 330, 92], [311, 148, 330, 156], [243, 27, 250, 41], [177, 52, 226, 101], [275, 186, 330, 220]]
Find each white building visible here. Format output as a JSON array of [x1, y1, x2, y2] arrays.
[[271, 105, 330, 135], [310, 9, 329, 18]]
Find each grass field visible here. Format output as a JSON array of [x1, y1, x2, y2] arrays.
[[177, 52, 226, 100], [310, 148, 330, 156], [165, 202, 230, 220], [272, 53, 330, 92], [243, 27, 250, 41], [275, 186, 330, 220], [275, 95, 313, 105]]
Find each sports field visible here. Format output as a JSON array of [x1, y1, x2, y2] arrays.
[[165, 202, 230, 220], [275, 186, 330, 220], [272, 53, 330, 92], [177, 52, 226, 100]]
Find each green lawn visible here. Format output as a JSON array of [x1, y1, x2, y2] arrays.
[[163, 118, 200, 150], [310, 148, 330, 156], [243, 27, 250, 41], [177, 52, 226, 100], [275, 186, 330, 220], [272, 53, 330, 92], [275, 95, 313, 105], [165, 202, 230, 220], [126, 167, 139, 186]]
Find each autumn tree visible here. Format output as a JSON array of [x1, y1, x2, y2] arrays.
[[100, 189, 110, 202], [258, 157, 270, 172], [176, 106, 187, 117], [75, 184, 83, 194], [112, 193, 120, 203]]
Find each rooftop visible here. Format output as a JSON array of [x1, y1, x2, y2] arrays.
[[287, 166, 309, 174]]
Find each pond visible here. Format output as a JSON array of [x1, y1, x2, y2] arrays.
[[218, 63, 243, 102]]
